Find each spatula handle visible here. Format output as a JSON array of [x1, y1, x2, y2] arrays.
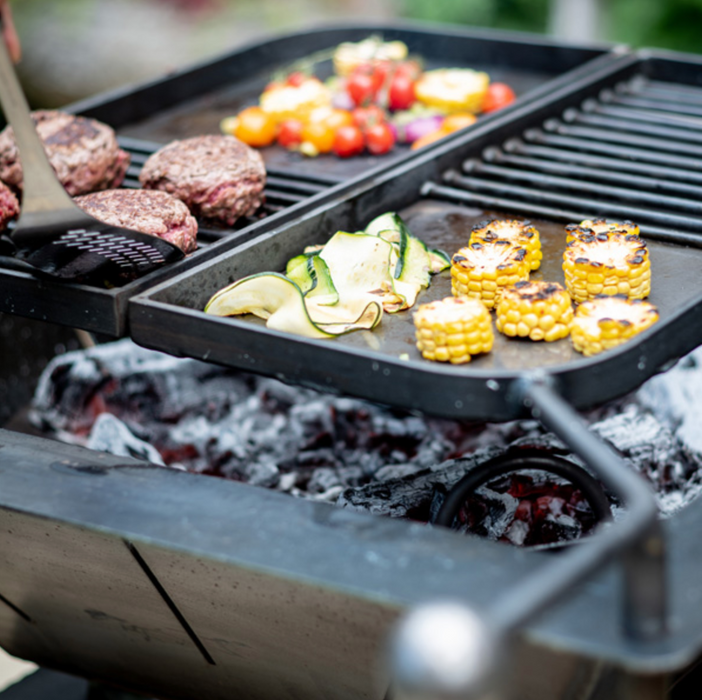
[[0, 16, 76, 214]]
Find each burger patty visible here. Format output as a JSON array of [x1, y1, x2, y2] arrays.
[[0, 180, 19, 231], [74, 189, 198, 254], [138, 135, 266, 226], [0, 110, 130, 196]]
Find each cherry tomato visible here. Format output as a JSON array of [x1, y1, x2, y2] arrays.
[[388, 73, 416, 111], [347, 71, 376, 107], [394, 60, 422, 81], [301, 121, 336, 154], [333, 125, 365, 158], [285, 71, 307, 87], [371, 60, 392, 91], [277, 119, 304, 149], [320, 108, 354, 131], [482, 82, 516, 113], [365, 122, 395, 155], [351, 104, 386, 130], [231, 106, 277, 147], [442, 113, 477, 133]]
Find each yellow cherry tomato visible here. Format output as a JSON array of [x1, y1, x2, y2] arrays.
[[229, 106, 277, 147], [301, 121, 336, 154], [442, 113, 477, 133]]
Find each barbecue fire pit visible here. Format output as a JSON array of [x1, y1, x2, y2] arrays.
[[4, 24, 702, 700]]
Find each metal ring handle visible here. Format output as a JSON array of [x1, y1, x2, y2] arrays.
[[433, 448, 612, 530]]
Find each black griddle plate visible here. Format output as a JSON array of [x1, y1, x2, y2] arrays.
[[130, 49, 702, 422]]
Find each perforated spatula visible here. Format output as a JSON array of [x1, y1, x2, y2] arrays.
[[0, 18, 184, 282]]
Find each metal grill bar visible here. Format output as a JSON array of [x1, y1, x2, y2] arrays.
[[603, 93, 702, 118], [442, 170, 702, 230], [479, 150, 702, 199], [504, 140, 702, 184], [459, 160, 702, 214], [580, 100, 702, 130], [563, 111, 702, 144], [523, 129, 702, 170], [542, 120, 702, 157]]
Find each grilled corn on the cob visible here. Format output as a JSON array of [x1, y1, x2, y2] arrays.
[[470, 219, 542, 271], [565, 219, 640, 244], [563, 233, 650, 303], [496, 281, 573, 341], [414, 296, 494, 363], [451, 241, 530, 309], [414, 68, 490, 114], [571, 295, 659, 356]]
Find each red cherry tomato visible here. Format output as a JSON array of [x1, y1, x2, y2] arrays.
[[394, 60, 422, 80], [333, 125, 365, 158], [347, 72, 376, 107], [277, 119, 304, 148], [285, 71, 307, 87], [365, 122, 395, 155], [388, 73, 416, 111], [482, 82, 517, 113], [351, 104, 386, 130]]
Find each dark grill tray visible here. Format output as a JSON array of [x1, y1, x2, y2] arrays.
[[131, 49, 702, 421], [0, 22, 612, 338]]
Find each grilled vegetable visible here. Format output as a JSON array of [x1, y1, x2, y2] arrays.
[[495, 281, 573, 341], [563, 233, 651, 303], [332, 37, 408, 76], [571, 295, 659, 356], [260, 77, 332, 122], [451, 241, 530, 309], [414, 68, 490, 114], [414, 296, 494, 364], [470, 219, 542, 271], [286, 253, 339, 305], [565, 219, 640, 244], [204, 273, 382, 338]]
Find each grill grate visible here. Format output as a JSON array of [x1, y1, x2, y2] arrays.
[[422, 74, 702, 248]]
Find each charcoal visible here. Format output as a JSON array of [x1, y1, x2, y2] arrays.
[[28, 339, 702, 547]]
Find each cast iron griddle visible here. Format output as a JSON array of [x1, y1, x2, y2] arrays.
[[130, 50, 702, 422]]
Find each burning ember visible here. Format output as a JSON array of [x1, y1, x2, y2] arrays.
[[29, 340, 702, 547]]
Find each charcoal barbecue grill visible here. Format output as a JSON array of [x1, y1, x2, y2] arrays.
[[2, 27, 702, 700]]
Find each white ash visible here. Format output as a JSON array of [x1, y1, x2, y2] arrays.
[[29, 339, 702, 524], [87, 413, 166, 466]]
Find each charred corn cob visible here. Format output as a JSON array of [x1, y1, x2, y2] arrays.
[[451, 241, 530, 309], [470, 219, 542, 271], [414, 296, 493, 363], [571, 295, 659, 356], [565, 219, 640, 244], [563, 233, 650, 303], [496, 281, 573, 341]]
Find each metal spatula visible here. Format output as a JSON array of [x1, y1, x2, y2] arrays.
[[0, 19, 184, 282]]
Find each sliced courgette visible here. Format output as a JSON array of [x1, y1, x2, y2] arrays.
[[204, 272, 381, 338], [428, 248, 450, 273]]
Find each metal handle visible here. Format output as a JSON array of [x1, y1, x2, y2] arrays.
[[0, 17, 76, 214], [391, 375, 666, 700]]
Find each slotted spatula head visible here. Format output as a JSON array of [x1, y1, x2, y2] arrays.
[[0, 17, 184, 283], [11, 207, 185, 282]]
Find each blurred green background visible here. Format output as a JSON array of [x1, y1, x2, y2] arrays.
[[10, 0, 702, 107]]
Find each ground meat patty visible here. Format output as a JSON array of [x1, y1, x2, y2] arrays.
[[0, 180, 19, 231], [138, 135, 265, 226], [0, 110, 130, 196], [74, 189, 198, 254]]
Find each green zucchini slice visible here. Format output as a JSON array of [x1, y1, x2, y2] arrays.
[[204, 272, 381, 339]]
